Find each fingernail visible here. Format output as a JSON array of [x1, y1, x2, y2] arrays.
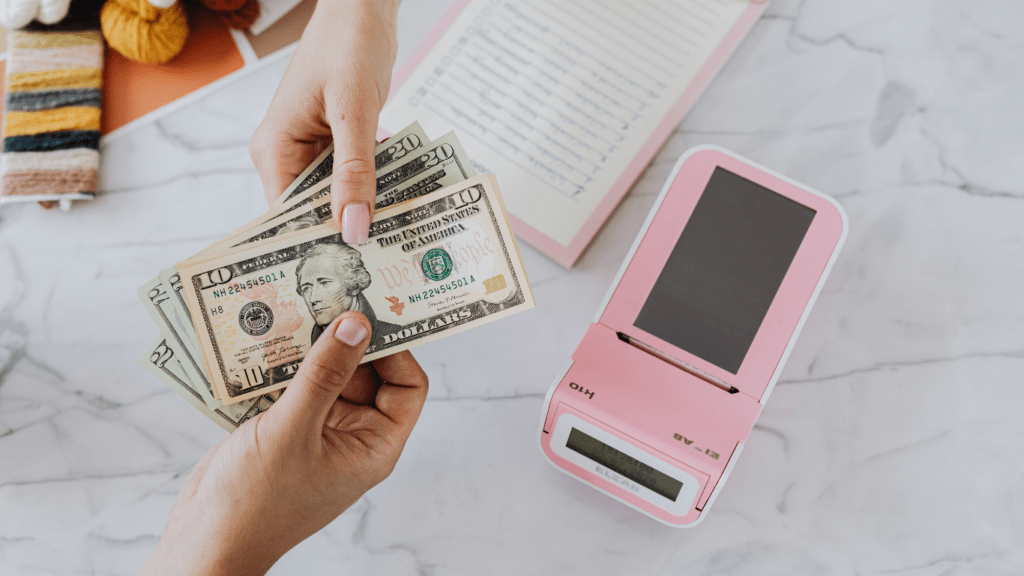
[[335, 317, 368, 347], [342, 203, 370, 245]]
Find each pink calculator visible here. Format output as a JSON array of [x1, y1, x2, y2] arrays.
[[538, 146, 847, 527]]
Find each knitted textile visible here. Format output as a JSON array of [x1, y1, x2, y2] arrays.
[[1, 30, 104, 209]]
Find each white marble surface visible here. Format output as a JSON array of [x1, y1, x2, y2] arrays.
[[2, 0, 1024, 573]]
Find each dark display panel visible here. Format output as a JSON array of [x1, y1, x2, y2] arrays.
[[634, 167, 816, 374], [566, 428, 683, 501]]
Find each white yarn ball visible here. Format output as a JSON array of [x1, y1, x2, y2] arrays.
[[1, 0, 40, 29], [1, 0, 72, 28], [0, 0, 173, 28], [36, 0, 70, 24]]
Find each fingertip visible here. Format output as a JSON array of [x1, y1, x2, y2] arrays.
[[341, 202, 370, 245], [328, 157, 375, 245], [278, 311, 374, 425], [331, 310, 373, 346], [334, 316, 368, 347]]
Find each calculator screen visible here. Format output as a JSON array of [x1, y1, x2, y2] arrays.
[[634, 167, 816, 374], [565, 427, 683, 501]]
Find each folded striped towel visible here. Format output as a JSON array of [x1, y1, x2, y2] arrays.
[[1, 29, 103, 210]]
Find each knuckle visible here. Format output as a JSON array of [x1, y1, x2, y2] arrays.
[[301, 355, 352, 396], [411, 374, 429, 390], [376, 462, 397, 483], [409, 365, 429, 388], [333, 156, 376, 189], [335, 155, 375, 177], [248, 131, 267, 165], [366, 451, 399, 483], [373, 78, 390, 110]]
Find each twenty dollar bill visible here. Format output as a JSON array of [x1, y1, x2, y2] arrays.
[[271, 121, 429, 208]]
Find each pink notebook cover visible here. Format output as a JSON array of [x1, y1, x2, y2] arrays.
[[386, 0, 769, 268]]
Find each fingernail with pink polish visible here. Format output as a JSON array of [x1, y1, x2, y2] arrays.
[[342, 203, 370, 245], [335, 317, 368, 347]]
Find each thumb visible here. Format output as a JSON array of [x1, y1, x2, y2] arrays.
[[274, 311, 372, 426], [326, 90, 379, 245]]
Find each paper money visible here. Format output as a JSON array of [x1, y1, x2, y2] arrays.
[[179, 174, 533, 404], [137, 278, 221, 408], [158, 266, 205, 365], [140, 339, 278, 431], [205, 126, 445, 257], [269, 130, 477, 221], [198, 132, 478, 259], [373, 131, 477, 210], [137, 124, 533, 425], [272, 121, 429, 208], [239, 131, 478, 246], [224, 192, 332, 249], [137, 122, 435, 420], [152, 124, 446, 370]]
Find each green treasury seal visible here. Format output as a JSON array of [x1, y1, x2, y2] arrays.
[[421, 247, 454, 282]]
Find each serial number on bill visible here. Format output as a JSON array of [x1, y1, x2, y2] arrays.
[[408, 275, 476, 303], [210, 272, 286, 298]]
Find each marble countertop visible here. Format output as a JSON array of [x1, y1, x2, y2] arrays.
[[2, 0, 1023, 573]]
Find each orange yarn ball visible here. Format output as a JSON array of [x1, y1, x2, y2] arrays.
[[100, 0, 188, 64], [197, 0, 246, 13], [212, 0, 258, 30]]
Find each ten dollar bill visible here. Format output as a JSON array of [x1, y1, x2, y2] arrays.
[[179, 175, 533, 404]]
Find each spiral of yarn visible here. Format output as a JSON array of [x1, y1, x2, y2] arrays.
[[100, 0, 188, 64]]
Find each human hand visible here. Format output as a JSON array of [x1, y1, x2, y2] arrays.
[[138, 312, 429, 575], [249, 0, 400, 245]]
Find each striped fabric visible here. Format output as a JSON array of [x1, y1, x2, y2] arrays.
[[1, 30, 103, 207]]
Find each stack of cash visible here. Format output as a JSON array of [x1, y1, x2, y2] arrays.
[[138, 123, 534, 431]]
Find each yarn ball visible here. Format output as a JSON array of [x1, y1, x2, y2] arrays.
[[1, 0, 72, 29], [196, 0, 245, 13], [100, 0, 188, 64], [35, 0, 70, 23], [212, 0, 257, 30]]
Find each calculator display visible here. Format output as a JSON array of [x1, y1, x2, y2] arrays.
[[566, 427, 683, 501], [634, 167, 816, 374]]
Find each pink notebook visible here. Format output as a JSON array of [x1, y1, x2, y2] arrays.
[[380, 0, 768, 268]]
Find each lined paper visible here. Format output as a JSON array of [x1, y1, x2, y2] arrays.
[[381, 0, 751, 247]]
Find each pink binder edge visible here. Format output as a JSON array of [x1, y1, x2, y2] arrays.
[[386, 0, 768, 269]]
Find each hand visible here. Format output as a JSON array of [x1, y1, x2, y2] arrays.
[[249, 0, 400, 246], [139, 312, 429, 575]]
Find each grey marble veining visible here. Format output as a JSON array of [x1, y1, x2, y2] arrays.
[[2, 0, 1023, 573]]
